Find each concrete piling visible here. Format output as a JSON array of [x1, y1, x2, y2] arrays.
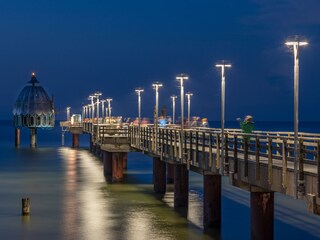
[[22, 197, 30, 215], [72, 134, 79, 148], [153, 157, 166, 193], [174, 164, 189, 208], [15, 128, 20, 147], [30, 128, 37, 148], [112, 152, 125, 183], [250, 191, 274, 240], [103, 151, 113, 176], [167, 163, 174, 183], [203, 173, 221, 228]]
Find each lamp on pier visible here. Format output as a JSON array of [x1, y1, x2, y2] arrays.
[[152, 82, 163, 153], [185, 92, 193, 128], [176, 74, 189, 130], [106, 98, 113, 123], [216, 61, 231, 175], [171, 95, 177, 124], [285, 35, 308, 199], [66, 107, 71, 122]]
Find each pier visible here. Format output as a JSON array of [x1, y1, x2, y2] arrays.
[[60, 118, 320, 240]]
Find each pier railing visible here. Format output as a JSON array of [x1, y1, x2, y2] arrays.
[[128, 125, 320, 198]]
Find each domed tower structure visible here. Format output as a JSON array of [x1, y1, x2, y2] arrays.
[[13, 73, 55, 147]]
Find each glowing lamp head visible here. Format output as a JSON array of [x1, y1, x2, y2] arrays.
[[285, 41, 308, 46], [135, 88, 144, 94], [152, 82, 163, 89]]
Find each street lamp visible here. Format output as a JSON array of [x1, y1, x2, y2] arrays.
[[216, 61, 231, 175], [66, 107, 71, 121], [88, 95, 95, 126], [101, 99, 106, 119], [106, 98, 113, 122], [135, 88, 144, 147], [176, 74, 189, 130], [94, 92, 102, 140], [152, 82, 163, 153], [185, 92, 193, 128], [135, 88, 144, 126], [94, 92, 102, 123], [285, 36, 308, 198], [171, 95, 177, 124]]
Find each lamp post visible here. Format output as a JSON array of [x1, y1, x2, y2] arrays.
[[171, 95, 177, 124], [185, 92, 193, 128], [94, 92, 102, 122], [88, 95, 95, 126], [94, 92, 102, 140], [66, 107, 71, 121], [106, 98, 113, 123], [135, 88, 144, 147], [101, 99, 106, 119], [176, 74, 189, 130], [152, 82, 163, 153], [216, 62, 231, 175], [135, 88, 144, 126], [176, 74, 188, 162], [285, 37, 308, 198]]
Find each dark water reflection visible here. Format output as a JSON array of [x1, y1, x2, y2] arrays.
[[0, 142, 320, 239]]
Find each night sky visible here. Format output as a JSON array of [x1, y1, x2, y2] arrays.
[[2, 0, 320, 121]]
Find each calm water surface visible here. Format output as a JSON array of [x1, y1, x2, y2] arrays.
[[0, 121, 320, 240]]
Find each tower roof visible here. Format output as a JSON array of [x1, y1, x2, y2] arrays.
[[13, 73, 54, 116]]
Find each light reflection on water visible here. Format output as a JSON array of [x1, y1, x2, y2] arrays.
[[0, 146, 319, 240]]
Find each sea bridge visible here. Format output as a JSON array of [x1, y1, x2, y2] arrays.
[[60, 118, 320, 240]]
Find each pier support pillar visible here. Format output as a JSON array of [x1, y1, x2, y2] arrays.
[[89, 134, 93, 151], [167, 163, 174, 183], [123, 153, 128, 169], [112, 152, 125, 183], [15, 128, 20, 147], [174, 164, 189, 208], [72, 134, 79, 148], [30, 128, 37, 148], [153, 157, 166, 193], [251, 191, 274, 240], [103, 151, 113, 176], [203, 173, 221, 228]]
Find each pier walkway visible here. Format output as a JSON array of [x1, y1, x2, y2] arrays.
[[61, 119, 320, 240]]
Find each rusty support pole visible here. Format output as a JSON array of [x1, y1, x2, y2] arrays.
[[174, 164, 189, 208], [123, 153, 128, 169], [15, 128, 20, 147], [89, 134, 93, 152], [203, 173, 221, 228], [30, 128, 37, 148], [112, 152, 124, 183], [167, 163, 174, 184], [103, 151, 112, 176], [22, 197, 30, 215], [250, 191, 274, 240], [72, 134, 79, 148], [153, 157, 166, 193]]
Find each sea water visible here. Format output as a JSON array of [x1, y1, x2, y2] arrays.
[[0, 120, 319, 240]]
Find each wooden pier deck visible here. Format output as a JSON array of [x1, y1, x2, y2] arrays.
[[61, 120, 320, 239]]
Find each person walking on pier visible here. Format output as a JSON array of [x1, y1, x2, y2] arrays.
[[237, 115, 254, 140]]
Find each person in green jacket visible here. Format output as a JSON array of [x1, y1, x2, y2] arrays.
[[237, 115, 254, 141]]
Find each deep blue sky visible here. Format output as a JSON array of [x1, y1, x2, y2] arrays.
[[2, 0, 320, 121]]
